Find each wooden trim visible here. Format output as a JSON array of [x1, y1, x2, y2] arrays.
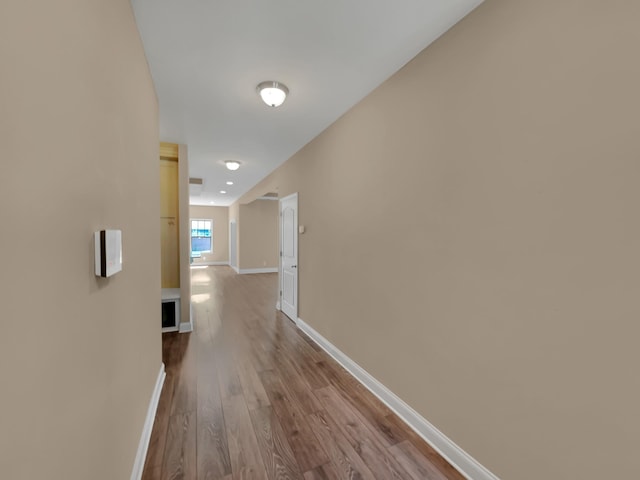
[[295, 317, 500, 480], [159, 142, 179, 160]]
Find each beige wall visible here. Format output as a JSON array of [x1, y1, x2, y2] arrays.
[[0, 1, 161, 479], [189, 206, 230, 263], [238, 199, 279, 270], [237, 0, 640, 478]]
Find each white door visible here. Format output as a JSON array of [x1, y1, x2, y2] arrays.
[[280, 193, 298, 321], [229, 220, 237, 269]]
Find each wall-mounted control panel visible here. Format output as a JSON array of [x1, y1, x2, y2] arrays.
[[95, 229, 122, 278]]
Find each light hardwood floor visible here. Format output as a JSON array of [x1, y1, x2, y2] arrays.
[[142, 266, 465, 480]]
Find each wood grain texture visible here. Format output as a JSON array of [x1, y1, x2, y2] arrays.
[[314, 360, 406, 447], [215, 342, 244, 399], [388, 441, 449, 480], [169, 334, 197, 416], [159, 141, 179, 159], [384, 415, 467, 480], [142, 374, 175, 479], [142, 465, 162, 480], [314, 386, 409, 479], [223, 394, 268, 480], [196, 340, 232, 479], [141, 266, 464, 479], [272, 353, 324, 415], [259, 369, 329, 472], [306, 410, 376, 480], [302, 464, 340, 480], [236, 359, 271, 411], [250, 406, 302, 480], [161, 412, 196, 480]]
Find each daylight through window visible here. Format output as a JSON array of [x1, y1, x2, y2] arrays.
[[191, 219, 212, 257]]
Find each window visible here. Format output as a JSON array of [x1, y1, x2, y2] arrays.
[[191, 219, 212, 257]]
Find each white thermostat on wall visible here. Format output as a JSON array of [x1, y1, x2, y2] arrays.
[[95, 230, 123, 278]]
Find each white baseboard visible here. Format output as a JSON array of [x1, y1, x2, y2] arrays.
[[179, 304, 193, 333], [230, 265, 240, 274], [130, 363, 166, 480], [276, 301, 281, 310], [238, 267, 278, 274], [295, 318, 499, 480], [191, 261, 229, 266]]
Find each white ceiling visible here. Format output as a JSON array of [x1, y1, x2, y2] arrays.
[[132, 0, 483, 206]]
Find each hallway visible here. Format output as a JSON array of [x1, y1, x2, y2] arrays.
[[142, 266, 464, 480]]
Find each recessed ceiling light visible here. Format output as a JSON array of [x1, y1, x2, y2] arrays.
[[257, 81, 289, 107], [225, 161, 240, 171], [210, 201, 215, 204], [220, 190, 226, 194], [226, 181, 233, 185]]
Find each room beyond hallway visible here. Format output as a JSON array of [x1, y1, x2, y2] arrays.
[[142, 266, 464, 479]]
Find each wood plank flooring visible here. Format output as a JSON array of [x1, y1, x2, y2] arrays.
[[142, 266, 465, 480]]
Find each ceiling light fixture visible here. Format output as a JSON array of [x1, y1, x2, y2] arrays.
[[226, 181, 234, 185], [257, 81, 289, 107], [225, 161, 240, 171], [220, 190, 227, 194]]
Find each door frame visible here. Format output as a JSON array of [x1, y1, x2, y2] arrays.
[[278, 192, 298, 320], [229, 219, 238, 272]]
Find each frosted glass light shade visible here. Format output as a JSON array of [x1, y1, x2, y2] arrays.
[[257, 81, 289, 107], [225, 161, 240, 171]]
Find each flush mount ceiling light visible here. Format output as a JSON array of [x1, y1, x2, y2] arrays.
[[257, 81, 289, 107], [226, 181, 234, 185], [225, 161, 240, 171]]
